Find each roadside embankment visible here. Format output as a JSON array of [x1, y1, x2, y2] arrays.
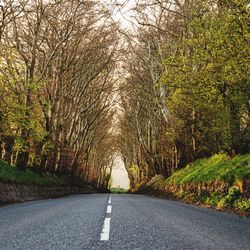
[[0, 181, 95, 203], [0, 160, 96, 204], [132, 153, 250, 216]]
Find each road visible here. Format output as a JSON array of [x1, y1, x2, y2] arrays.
[[1, 194, 250, 250]]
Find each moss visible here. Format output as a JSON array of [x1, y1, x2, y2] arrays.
[[0, 159, 66, 186]]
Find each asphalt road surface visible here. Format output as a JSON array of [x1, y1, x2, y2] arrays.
[[1, 194, 250, 250]]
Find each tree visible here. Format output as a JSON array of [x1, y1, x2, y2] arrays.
[[0, 0, 119, 188], [118, 0, 250, 184]]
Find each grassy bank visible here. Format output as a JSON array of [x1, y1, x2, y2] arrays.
[[0, 159, 67, 186], [135, 153, 250, 214], [166, 153, 250, 185]]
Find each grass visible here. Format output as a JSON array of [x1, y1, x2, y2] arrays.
[[0, 159, 65, 186], [138, 153, 250, 212], [166, 153, 250, 185], [110, 187, 128, 193], [165, 153, 250, 212]]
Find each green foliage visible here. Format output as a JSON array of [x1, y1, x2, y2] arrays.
[[166, 153, 250, 185], [217, 187, 242, 208], [14, 136, 29, 152], [216, 186, 250, 211], [205, 192, 223, 207], [175, 188, 250, 211], [234, 197, 250, 211], [0, 160, 65, 186], [161, 0, 250, 159], [128, 164, 139, 177], [42, 140, 55, 154]]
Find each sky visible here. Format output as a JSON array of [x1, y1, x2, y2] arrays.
[[101, 1, 133, 189], [101, 0, 135, 28], [99, 1, 134, 189], [110, 155, 130, 189]]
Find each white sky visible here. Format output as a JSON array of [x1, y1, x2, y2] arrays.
[[110, 155, 130, 189], [101, 0, 135, 28]]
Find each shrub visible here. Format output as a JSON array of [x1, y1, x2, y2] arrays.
[[217, 197, 230, 209], [234, 197, 250, 211], [206, 192, 222, 206], [217, 187, 242, 209]]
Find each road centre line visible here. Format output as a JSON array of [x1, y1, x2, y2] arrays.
[[100, 218, 111, 241], [107, 205, 112, 214], [100, 196, 112, 241]]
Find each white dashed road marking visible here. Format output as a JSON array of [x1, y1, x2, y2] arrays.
[[107, 205, 112, 214], [100, 194, 112, 241], [100, 218, 111, 241]]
